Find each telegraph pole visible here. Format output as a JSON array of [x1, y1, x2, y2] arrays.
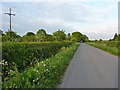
[[5, 8, 15, 31]]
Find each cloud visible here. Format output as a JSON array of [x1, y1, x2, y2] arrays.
[[1, 1, 118, 40], [2, 0, 119, 2]]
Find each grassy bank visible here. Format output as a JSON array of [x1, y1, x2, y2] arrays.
[[86, 42, 119, 56], [3, 43, 79, 88]]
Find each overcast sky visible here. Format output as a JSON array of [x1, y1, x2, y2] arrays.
[[1, 0, 119, 40]]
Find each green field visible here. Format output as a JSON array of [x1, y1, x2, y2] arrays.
[[86, 41, 119, 56], [3, 42, 79, 88]]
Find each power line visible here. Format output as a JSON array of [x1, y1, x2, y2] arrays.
[[5, 8, 15, 31]]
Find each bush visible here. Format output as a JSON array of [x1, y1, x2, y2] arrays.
[[3, 43, 79, 88], [2, 42, 73, 78]]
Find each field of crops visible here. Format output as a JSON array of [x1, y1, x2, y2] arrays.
[[2, 42, 79, 88], [2, 42, 73, 78], [86, 41, 119, 56]]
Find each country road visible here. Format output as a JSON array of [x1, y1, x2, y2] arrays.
[[59, 43, 118, 88]]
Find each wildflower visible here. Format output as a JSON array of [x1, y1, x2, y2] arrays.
[[33, 80, 35, 82], [10, 70, 13, 72], [5, 61, 7, 64], [41, 61, 44, 64], [46, 69, 49, 72], [43, 64, 46, 67], [36, 70, 39, 72]]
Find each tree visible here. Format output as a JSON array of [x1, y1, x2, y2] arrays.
[[66, 33, 71, 41], [109, 39, 112, 41], [94, 40, 98, 42], [2, 31, 21, 42], [99, 39, 102, 41], [0, 30, 4, 36], [118, 34, 120, 41], [53, 30, 66, 41], [44, 34, 54, 41], [81, 35, 89, 42], [26, 32, 35, 36], [71, 32, 83, 42], [36, 29, 47, 42], [113, 33, 118, 41], [22, 32, 36, 42]]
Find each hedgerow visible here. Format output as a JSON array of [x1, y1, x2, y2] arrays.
[[2, 42, 73, 78], [3, 43, 79, 88]]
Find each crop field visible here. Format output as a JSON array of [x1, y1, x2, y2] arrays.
[[2, 41, 79, 88], [86, 41, 119, 56]]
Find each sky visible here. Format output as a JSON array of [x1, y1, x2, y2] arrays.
[[1, 0, 119, 40]]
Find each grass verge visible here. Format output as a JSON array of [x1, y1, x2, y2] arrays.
[[3, 43, 79, 88], [86, 42, 118, 56]]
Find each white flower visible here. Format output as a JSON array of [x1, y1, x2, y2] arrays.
[[36, 70, 39, 72], [10, 70, 13, 72], [43, 64, 46, 67], [33, 80, 35, 82], [5, 61, 7, 64], [46, 69, 49, 72]]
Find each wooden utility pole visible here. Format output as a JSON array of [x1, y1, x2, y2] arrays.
[[5, 8, 15, 31]]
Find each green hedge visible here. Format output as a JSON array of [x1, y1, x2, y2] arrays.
[[2, 42, 73, 78], [3, 43, 79, 88]]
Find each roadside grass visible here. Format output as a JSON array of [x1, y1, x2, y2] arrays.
[[86, 42, 118, 56], [3, 43, 79, 88]]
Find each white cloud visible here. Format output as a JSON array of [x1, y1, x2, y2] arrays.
[[2, 1, 118, 40], [2, 0, 119, 2]]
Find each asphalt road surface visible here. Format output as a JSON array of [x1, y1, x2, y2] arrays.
[[59, 43, 118, 88]]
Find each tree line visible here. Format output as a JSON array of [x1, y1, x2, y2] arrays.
[[109, 33, 120, 41], [0, 29, 89, 42]]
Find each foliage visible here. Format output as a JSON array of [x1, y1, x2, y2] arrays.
[[36, 29, 47, 42], [71, 32, 83, 42], [66, 33, 71, 40], [53, 30, 66, 41], [99, 39, 102, 41], [22, 32, 36, 42], [2, 31, 21, 42], [2, 42, 73, 78], [112, 33, 120, 41], [3, 43, 79, 88], [22, 35, 36, 42], [113, 33, 118, 41], [44, 34, 54, 41], [26, 32, 35, 36], [81, 35, 89, 42], [1, 29, 89, 42], [86, 41, 119, 56]]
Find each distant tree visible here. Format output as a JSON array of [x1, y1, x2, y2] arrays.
[[36, 29, 47, 42], [53, 29, 66, 41], [99, 39, 102, 41], [113, 33, 118, 41], [44, 34, 54, 41], [66, 33, 71, 41], [22, 32, 36, 42], [0, 30, 4, 36], [26, 32, 35, 36], [109, 39, 112, 41], [2, 31, 21, 42], [118, 34, 120, 41], [81, 35, 89, 42], [71, 32, 83, 42], [94, 40, 98, 42]]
